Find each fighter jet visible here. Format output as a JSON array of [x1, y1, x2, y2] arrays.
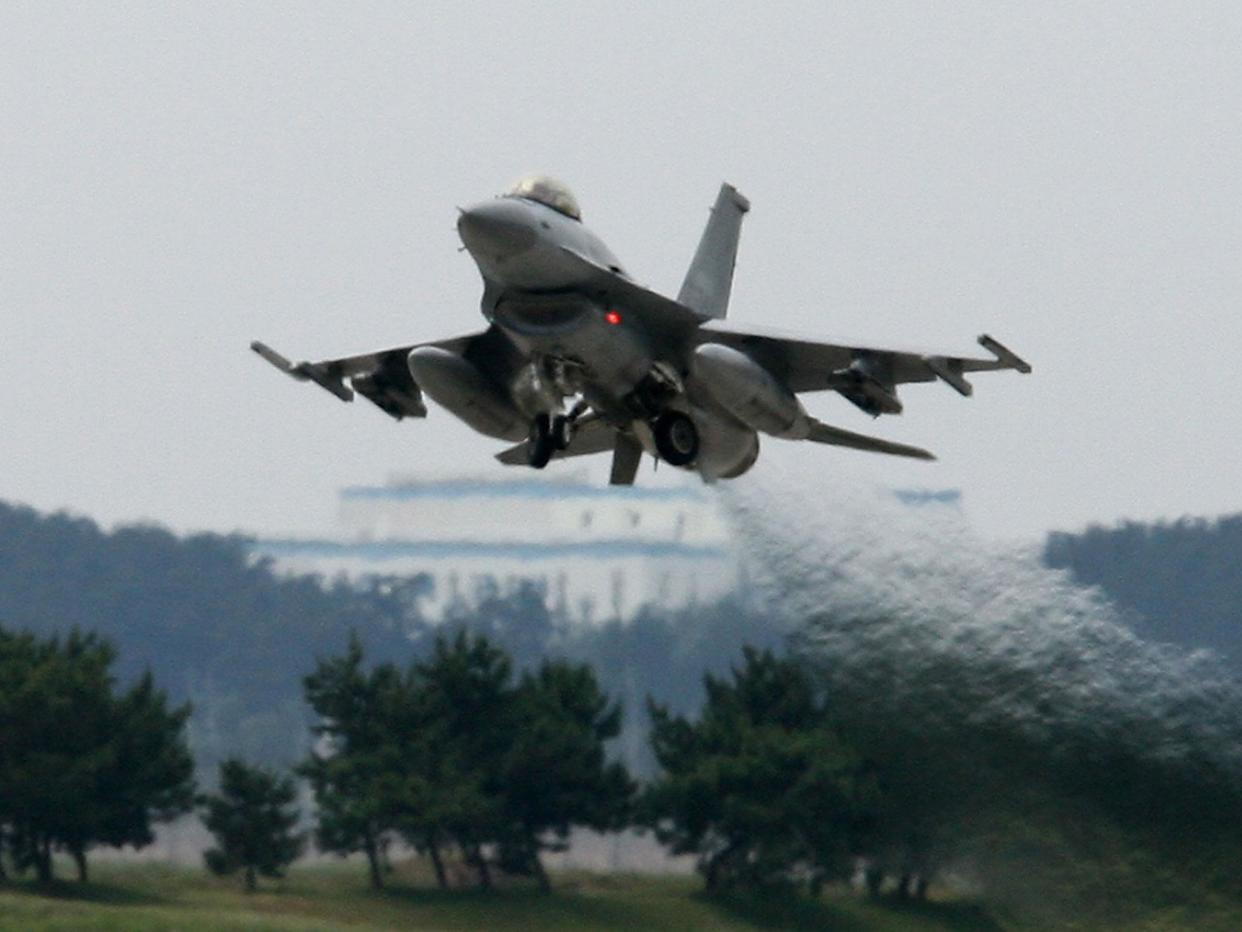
[[253, 176, 1030, 485]]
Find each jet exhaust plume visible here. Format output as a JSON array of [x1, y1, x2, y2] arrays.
[[717, 463, 1242, 802]]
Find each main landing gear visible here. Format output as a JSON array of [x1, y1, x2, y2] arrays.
[[652, 411, 699, 466], [527, 407, 700, 470], [527, 412, 573, 469]]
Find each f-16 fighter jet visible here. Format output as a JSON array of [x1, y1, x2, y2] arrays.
[[253, 176, 1030, 485]]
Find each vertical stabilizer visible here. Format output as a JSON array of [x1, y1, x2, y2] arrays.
[[677, 183, 750, 319]]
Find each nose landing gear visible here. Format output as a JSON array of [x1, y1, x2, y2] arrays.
[[526, 411, 575, 469]]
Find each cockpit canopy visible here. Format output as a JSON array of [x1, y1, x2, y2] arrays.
[[505, 175, 581, 221]]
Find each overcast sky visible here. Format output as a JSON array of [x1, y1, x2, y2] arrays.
[[3, 2, 1239, 541]]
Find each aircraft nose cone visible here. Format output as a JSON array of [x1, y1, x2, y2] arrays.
[[457, 201, 538, 261]]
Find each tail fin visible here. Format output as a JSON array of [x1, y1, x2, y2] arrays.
[[677, 183, 750, 319]]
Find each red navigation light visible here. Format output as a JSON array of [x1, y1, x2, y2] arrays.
[[604, 310, 622, 326]]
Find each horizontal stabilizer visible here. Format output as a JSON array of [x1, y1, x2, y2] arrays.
[[495, 418, 617, 467], [806, 418, 935, 461], [495, 444, 530, 467]]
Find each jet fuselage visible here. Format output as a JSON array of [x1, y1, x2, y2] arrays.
[[455, 195, 674, 443], [253, 177, 1029, 486]]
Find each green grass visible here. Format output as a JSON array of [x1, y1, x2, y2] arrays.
[[6, 858, 1242, 931], [0, 861, 1006, 932]]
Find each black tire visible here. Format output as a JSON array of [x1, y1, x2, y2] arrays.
[[653, 411, 699, 466], [527, 414, 554, 469]]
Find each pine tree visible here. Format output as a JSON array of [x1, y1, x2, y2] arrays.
[[0, 626, 194, 883], [645, 647, 863, 893], [300, 632, 632, 893], [413, 632, 515, 890], [201, 759, 304, 892], [301, 635, 404, 889], [496, 659, 633, 891]]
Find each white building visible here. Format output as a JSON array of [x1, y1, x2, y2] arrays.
[[253, 473, 737, 622]]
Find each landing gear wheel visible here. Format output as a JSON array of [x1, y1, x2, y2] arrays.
[[653, 411, 699, 466], [551, 414, 573, 451], [527, 414, 554, 469]]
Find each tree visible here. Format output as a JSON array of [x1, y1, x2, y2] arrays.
[[559, 596, 786, 779], [301, 632, 635, 892], [0, 626, 195, 883], [301, 635, 404, 890], [412, 632, 516, 890], [201, 759, 304, 892], [645, 647, 864, 893], [495, 659, 634, 891], [301, 634, 494, 892], [63, 670, 196, 883]]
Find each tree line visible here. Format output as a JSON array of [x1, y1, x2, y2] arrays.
[[0, 618, 950, 897], [7, 622, 1242, 902], [6, 500, 1242, 901], [1045, 513, 1242, 669], [300, 632, 631, 891], [7, 497, 1238, 790]]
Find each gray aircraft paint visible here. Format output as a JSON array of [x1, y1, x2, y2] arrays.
[[254, 177, 1028, 484]]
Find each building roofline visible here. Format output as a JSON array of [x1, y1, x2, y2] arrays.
[[253, 537, 727, 562], [340, 479, 708, 503]]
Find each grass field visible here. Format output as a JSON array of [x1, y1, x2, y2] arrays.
[[5, 859, 1242, 931], [0, 861, 1005, 932]]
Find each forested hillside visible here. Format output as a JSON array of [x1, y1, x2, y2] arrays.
[[0, 501, 781, 774], [1044, 514, 1242, 667], [0, 502, 431, 768], [7, 497, 1241, 779]]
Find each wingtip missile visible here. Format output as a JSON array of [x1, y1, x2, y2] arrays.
[[978, 334, 1032, 374], [250, 340, 353, 402], [251, 340, 298, 376]]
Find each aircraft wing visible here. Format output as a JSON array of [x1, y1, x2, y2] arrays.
[[696, 321, 1030, 415], [251, 327, 506, 421]]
